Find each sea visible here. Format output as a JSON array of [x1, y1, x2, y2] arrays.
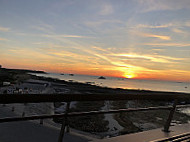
[[31, 73, 190, 93]]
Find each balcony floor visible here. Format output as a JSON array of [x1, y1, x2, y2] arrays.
[[94, 123, 190, 142]]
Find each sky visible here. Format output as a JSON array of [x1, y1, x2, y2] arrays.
[[0, 0, 190, 82]]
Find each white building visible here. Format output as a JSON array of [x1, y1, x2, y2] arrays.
[[3, 82, 11, 86]]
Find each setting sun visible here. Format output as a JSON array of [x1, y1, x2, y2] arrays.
[[124, 74, 134, 78], [124, 74, 134, 79], [123, 71, 136, 79]]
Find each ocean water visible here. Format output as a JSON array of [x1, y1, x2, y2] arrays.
[[31, 73, 190, 93]]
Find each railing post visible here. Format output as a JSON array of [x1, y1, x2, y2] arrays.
[[58, 102, 70, 142], [40, 119, 43, 125], [22, 112, 25, 117], [163, 99, 178, 132], [66, 102, 70, 133]]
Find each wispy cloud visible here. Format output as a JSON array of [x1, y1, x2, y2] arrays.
[[7, 47, 53, 62], [99, 3, 113, 15], [91, 46, 108, 52], [0, 37, 8, 41], [42, 34, 90, 39], [0, 26, 10, 32], [138, 0, 190, 12], [32, 42, 48, 45], [85, 19, 123, 28], [90, 52, 148, 72], [32, 26, 53, 33], [32, 21, 54, 33], [136, 23, 172, 29], [133, 20, 190, 36], [151, 48, 165, 51], [185, 21, 190, 27], [111, 53, 184, 63], [144, 42, 190, 47], [140, 33, 171, 40], [172, 28, 187, 35]]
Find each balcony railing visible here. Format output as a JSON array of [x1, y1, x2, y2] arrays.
[[0, 91, 190, 142]]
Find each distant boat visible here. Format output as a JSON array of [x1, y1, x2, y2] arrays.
[[98, 76, 106, 79], [69, 74, 74, 76], [60, 74, 64, 75]]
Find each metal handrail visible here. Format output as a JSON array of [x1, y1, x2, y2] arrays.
[[0, 106, 174, 123], [1, 92, 190, 142], [0, 92, 190, 103], [1, 104, 189, 123]]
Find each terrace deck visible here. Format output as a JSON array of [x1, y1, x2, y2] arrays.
[[94, 123, 190, 142]]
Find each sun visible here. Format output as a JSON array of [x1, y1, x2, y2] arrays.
[[123, 71, 136, 79], [125, 74, 134, 79], [119, 68, 136, 79]]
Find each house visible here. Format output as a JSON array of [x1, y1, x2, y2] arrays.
[[3, 82, 11, 86]]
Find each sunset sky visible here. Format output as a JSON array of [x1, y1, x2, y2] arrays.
[[0, 0, 190, 81]]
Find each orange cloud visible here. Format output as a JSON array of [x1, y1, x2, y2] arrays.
[[142, 33, 171, 40], [144, 42, 190, 47]]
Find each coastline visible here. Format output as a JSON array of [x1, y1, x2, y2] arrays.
[[1, 67, 190, 138], [1, 67, 189, 94], [30, 72, 190, 93]]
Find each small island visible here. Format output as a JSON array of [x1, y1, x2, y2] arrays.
[[98, 76, 106, 79]]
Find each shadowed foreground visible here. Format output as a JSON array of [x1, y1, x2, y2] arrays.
[[0, 107, 92, 142]]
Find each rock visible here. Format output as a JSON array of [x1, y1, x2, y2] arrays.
[[98, 76, 106, 79]]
